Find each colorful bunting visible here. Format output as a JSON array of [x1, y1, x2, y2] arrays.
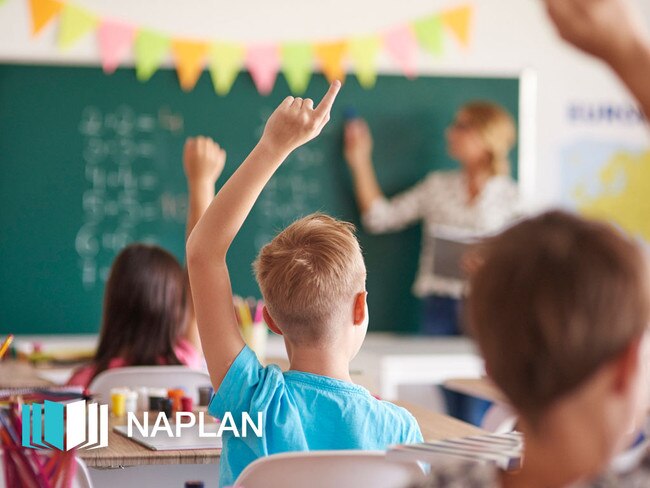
[[246, 44, 280, 96], [441, 5, 473, 47], [28, 0, 62, 36], [281, 43, 313, 95], [98, 19, 135, 74], [209, 42, 244, 96], [413, 15, 444, 57], [314, 41, 347, 83], [348, 36, 381, 89], [135, 29, 170, 82], [171, 38, 209, 91], [22, 0, 475, 95], [58, 3, 97, 49], [383, 25, 418, 79]]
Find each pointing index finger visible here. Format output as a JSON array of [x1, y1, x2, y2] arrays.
[[314, 80, 341, 119]]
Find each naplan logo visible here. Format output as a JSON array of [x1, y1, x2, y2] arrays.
[[22, 400, 108, 450]]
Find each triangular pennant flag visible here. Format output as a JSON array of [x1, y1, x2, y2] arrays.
[[135, 29, 170, 82], [413, 14, 444, 57], [314, 41, 347, 83], [281, 43, 313, 95], [28, 0, 62, 36], [98, 19, 136, 74], [441, 5, 473, 47], [171, 38, 209, 91], [58, 4, 98, 49], [383, 25, 418, 79], [246, 44, 280, 96], [209, 42, 244, 96], [348, 36, 381, 89]]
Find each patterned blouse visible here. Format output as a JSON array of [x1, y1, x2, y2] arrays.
[[362, 170, 520, 298]]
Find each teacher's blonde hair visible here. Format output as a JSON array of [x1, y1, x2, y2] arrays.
[[460, 101, 516, 176]]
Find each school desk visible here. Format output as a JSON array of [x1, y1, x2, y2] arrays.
[[443, 377, 508, 405], [0, 358, 486, 487], [347, 333, 485, 400], [8, 332, 485, 401]]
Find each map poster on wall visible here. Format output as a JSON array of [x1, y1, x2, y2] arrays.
[[559, 100, 650, 243]]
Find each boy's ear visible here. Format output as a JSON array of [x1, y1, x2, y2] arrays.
[[263, 306, 283, 336], [353, 291, 367, 326], [611, 336, 643, 395]]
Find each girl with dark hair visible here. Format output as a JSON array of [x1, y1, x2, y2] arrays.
[[68, 136, 226, 388]]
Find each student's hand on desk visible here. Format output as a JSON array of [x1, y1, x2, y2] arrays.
[[344, 118, 373, 171], [260, 80, 341, 155], [543, 0, 646, 65], [183, 136, 226, 186]]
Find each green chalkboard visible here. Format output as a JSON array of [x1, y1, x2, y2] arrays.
[[0, 64, 519, 335]]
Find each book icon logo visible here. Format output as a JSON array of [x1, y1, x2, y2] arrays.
[[21, 400, 108, 450]]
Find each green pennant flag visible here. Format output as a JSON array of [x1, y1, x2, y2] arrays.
[[281, 43, 313, 95], [208, 42, 244, 96], [58, 4, 97, 49], [413, 14, 444, 57], [348, 36, 380, 89], [135, 29, 170, 82]]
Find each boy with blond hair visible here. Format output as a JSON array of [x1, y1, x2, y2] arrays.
[[187, 82, 422, 487]]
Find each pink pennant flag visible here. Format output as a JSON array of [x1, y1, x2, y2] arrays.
[[384, 25, 418, 79], [98, 19, 135, 74], [246, 44, 280, 96]]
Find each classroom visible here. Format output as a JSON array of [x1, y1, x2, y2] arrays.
[[2, 0, 650, 487]]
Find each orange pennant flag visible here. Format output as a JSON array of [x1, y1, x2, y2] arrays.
[[441, 5, 473, 47], [29, 0, 62, 36], [314, 41, 347, 83], [171, 39, 209, 91]]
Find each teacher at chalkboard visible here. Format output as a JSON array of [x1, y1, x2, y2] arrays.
[[343, 102, 520, 336]]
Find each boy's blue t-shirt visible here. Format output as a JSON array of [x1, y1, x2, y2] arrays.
[[208, 345, 423, 487]]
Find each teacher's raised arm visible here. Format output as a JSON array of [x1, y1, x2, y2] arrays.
[[343, 102, 520, 336]]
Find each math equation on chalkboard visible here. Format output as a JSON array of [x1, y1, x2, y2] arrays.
[[74, 105, 186, 289]]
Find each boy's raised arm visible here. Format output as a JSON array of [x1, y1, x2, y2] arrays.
[[186, 81, 341, 389]]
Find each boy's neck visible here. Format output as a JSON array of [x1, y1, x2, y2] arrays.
[[285, 341, 352, 383], [501, 405, 611, 488]]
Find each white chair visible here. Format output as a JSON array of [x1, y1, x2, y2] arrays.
[[0, 452, 93, 488], [235, 450, 427, 488], [481, 403, 518, 433], [88, 366, 211, 404]]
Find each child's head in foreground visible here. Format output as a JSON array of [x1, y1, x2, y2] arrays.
[[254, 213, 368, 357], [469, 210, 650, 463]]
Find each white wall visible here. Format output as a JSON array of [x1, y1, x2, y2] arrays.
[[1, 0, 649, 207]]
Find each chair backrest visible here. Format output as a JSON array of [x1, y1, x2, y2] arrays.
[[88, 366, 211, 404], [481, 404, 518, 433], [235, 450, 427, 488], [0, 452, 93, 488]]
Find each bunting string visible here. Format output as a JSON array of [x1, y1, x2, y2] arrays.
[[21, 0, 474, 95]]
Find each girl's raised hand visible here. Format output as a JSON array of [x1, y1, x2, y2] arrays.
[[261, 81, 341, 154]]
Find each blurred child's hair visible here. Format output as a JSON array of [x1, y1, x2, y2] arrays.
[[468, 210, 650, 425], [460, 101, 516, 176], [254, 213, 366, 344], [92, 243, 187, 380]]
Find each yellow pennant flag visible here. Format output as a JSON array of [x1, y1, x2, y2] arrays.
[[171, 39, 209, 91], [135, 29, 170, 82], [208, 42, 244, 96], [314, 41, 347, 83], [348, 36, 381, 89], [58, 4, 98, 49], [441, 5, 473, 47], [28, 0, 62, 36], [281, 42, 313, 95]]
